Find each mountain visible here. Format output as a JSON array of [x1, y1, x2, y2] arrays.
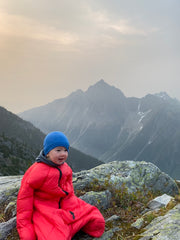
[[0, 106, 44, 175], [0, 106, 102, 175], [19, 80, 180, 179], [19, 80, 127, 157], [102, 95, 180, 179]]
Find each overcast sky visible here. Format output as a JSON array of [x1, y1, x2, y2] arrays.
[[0, 0, 179, 114]]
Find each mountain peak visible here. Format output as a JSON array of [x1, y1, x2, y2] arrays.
[[69, 89, 83, 97], [87, 79, 109, 90], [154, 92, 171, 101], [86, 79, 125, 98], [95, 79, 107, 85]]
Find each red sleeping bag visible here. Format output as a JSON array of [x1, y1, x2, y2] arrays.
[[16, 162, 105, 240]]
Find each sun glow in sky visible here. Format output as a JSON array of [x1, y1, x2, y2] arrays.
[[0, 0, 179, 113]]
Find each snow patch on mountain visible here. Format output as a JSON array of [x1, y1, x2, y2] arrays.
[[138, 109, 152, 123]]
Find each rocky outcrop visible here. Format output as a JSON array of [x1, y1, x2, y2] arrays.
[[0, 217, 16, 240], [0, 161, 179, 240], [0, 175, 22, 205], [139, 203, 180, 240], [73, 161, 179, 196]]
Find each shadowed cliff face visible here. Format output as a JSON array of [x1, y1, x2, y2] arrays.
[[19, 80, 180, 179], [0, 161, 180, 240]]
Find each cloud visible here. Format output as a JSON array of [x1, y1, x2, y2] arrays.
[[0, 3, 159, 54], [80, 5, 159, 50], [108, 21, 159, 36], [0, 11, 79, 51]]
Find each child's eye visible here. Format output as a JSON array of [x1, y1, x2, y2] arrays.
[[56, 149, 67, 152]]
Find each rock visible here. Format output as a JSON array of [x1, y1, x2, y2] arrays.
[[94, 227, 121, 240], [0, 217, 16, 240], [4, 201, 17, 219], [139, 204, 180, 240], [105, 215, 120, 223], [73, 161, 179, 196], [132, 194, 176, 231], [131, 217, 144, 229], [147, 194, 174, 210], [72, 227, 121, 240], [80, 190, 112, 210], [0, 175, 22, 205]]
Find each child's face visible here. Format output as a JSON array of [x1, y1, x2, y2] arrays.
[[47, 146, 68, 165]]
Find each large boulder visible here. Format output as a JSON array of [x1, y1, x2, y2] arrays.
[[0, 175, 22, 205], [73, 161, 179, 196]]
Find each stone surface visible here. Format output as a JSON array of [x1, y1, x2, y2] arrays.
[[131, 217, 144, 229], [80, 190, 112, 210], [147, 194, 174, 210], [139, 204, 180, 240], [105, 215, 120, 223], [0, 217, 16, 240], [73, 161, 179, 196], [0, 175, 22, 205]]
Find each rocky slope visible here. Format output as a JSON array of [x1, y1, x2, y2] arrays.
[[0, 161, 179, 240], [19, 80, 180, 179]]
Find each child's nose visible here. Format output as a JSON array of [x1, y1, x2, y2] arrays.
[[61, 150, 66, 155]]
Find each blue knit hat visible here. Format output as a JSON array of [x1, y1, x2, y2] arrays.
[[43, 131, 69, 155]]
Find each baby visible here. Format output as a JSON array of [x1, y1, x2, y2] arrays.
[[16, 131, 105, 240]]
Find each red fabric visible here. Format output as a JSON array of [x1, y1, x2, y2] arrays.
[[16, 162, 105, 240]]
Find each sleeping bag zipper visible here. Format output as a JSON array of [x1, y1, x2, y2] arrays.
[[56, 167, 68, 208]]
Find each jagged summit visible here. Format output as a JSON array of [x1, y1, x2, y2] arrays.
[[68, 89, 84, 97], [87, 79, 120, 90], [155, 92, 171, 100], [86, 79, 125, 99], [88, 79, 109, 88]]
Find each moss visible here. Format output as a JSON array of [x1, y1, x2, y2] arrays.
[[6, 228, 19, 240], [0, 213, 5, 223], [143, 212, 157, 225]]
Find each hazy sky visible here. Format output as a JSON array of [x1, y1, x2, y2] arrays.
[[0, 0, 179, 114]]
